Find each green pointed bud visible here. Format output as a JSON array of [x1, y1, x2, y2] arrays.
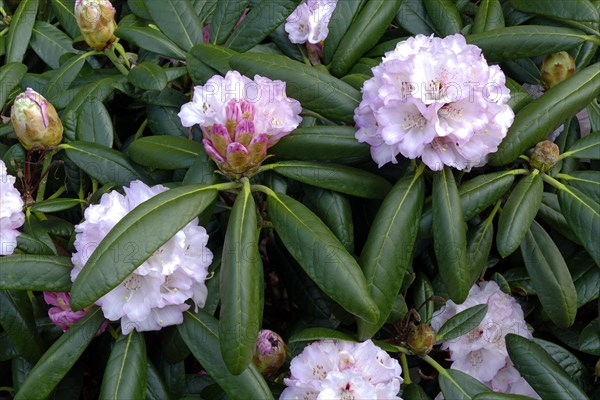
[[530, 140, 559, 172], [11, 88, 63, 151], [540, 51, 575, 89], [252, 330, 286, 376], [407, 323, 436, 355], [75, 0, 117, 50]]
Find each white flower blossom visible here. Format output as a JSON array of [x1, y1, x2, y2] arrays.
[[0, 160, 24, 255], [285, 0, 337, 44]]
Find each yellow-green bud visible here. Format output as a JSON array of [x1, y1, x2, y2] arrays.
[[530, 140, 559, 172], [540, 51, 575, 90], [407, 323, 436, 355], [252, 330, 286, 376], [10, 88, 63, 151], [75, 0, 117, 50]]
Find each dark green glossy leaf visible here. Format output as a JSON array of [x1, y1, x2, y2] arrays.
[[323, 0, 367, 64], [229, 53, 360, 123], [178, 310, 273, 399], [538, 192, 580, 244], [433, 168, 469, 303], [459, 171, 515, 220], [439, 368, 492, 399], [436, 304, 488, 341], [424, 0, 462, 36], [497, 173, 543, 258], [357, 171, 424, 339], [188, 44, 238, 76], [506, 334, 589, 399], [219, 180, 261, 375], [396, 0, 436, 35], [0, 255, 72, 292], [562, 131, 600, 159], [521, 221, 577, 328], [403, 383, 432, 400], [44, 52, 87, 101], [467, 220, 494, 282], [146, 361, 171, 400], [30, 21, 77, 69], [474, 393, 536, 400], [51, 0, 79, 38], [128, 62, 169, 91], [76, 98, 114, 147], [14, 308, 105, 400], [568, 253, 600, 307], [30, 197, 83, 214], [16, 233, 55, 256], [328, 0, 403, 77], [147, 105, 188, 137], [211, 0, 249, 44], [116, 27, 187, 60], [182, 150, 219, 185], [0, 290, 43, 364], [490, 62, 600, 165], [0, 62, 27, 110], [510, 0, 599, 22], [267, 192, 379, 324], [579, 318, 600, 355], [70, 185, 218, 310], [269, 161, 391, 199], [533, 338, 589, 388], [100, 332, 147, 399], [129, 136, 205, 170], [472, 0, 505, 33], [288, 327, 356, 343], [143, 0, 204, 52], [6, 0, 39, 63]]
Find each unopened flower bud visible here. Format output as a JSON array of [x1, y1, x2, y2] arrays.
[[75, 0, 117, 50], [540, 51, 575, 89], [11, 88, 63, 150], [530, 140, 559, 172], [407, 323, 436, 355], [252, 329, 286, 376]]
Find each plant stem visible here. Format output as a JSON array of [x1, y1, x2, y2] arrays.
[[134, 119, 148, 140], [35, 152, 54, 203], [250, 184, 277, 197], [105, 46, 129, 75], [46, 185, 66, 200], [541, 173, 568, 191], [400, 353, 412, 385]]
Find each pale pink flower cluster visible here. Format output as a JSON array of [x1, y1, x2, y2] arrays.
[[280, 339, 403, 400], [0, 160, 24, 256], [355, 34, 515, 171], [431, 281, 539, 398], [285, 0, 337, 45], [70, 181, 213, 334]]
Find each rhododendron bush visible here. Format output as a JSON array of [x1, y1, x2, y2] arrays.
[[0, 0, 598, 399]]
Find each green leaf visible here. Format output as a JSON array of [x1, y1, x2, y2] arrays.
[[467, 220, 494, 283], [211, 0, 249, 44], [403, 383, 432, 400], [219, 180, 261, 375], [128, 62, 169, 91], [459, 171, 515, 220], [558, 185, 600, 265], [146, 105, 188, 137], [0, 255, 72, 292], [188, 44, 239, 76], [146, 361, 171, 400], [62, 141, 145, 186], [533, 338, 589, 388], [226, 0, 300, 52], [14, 308, 106, 400], [229, 53, 360, 123], [506, 334, 589, 400], [129, 136, 205, 170], [472, 0, 505, 33], [497, 173, 543, 258], [6, 0, 39, 63], [413, 273, 434, 323], [178, 310, 274, 399], [70, 184, 218, 310], [579, 318, 600, 355], [183, 150, 219, 185], [562, 170, 600, 205], [423, 0, 463, 36], [395, 0, 436, 36], [562, 131, 600, 159], [100, 332, 147, 400], [51, 0, 79, 39], [538, 192, 580, 244], [357, 171, 424, 339], [328, 0, 403, 77], [17, 233, 55, 256], [44, 52, 87, 101], [439, 369, 492, 400], [30, 21, 77, 69], [510, 0, 600, 22], [506, 78, 533, 111], [467, 26, 589, 62], [490, 62, 600, 165], [270, 126, 370, 164], [76, 98, 114, 147], [288, 327, 356, 343], [521, 221, 577, 328], [323, 0, 367, 64], [115, 27, 187, 60], [474, 393, 536, 400], [269, 161, 391, 199], [0, 290, 43, 364], [436, 304, 488, 341], [433, 168, 469, 303], [143, 0, 204, 52], [0, 62, 27, 110], [267, 192, 379, 324]]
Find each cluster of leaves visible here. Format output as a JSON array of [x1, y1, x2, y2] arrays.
[[0, 0, 598, 399]]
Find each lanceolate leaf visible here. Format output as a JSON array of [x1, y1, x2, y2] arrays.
[[490, 62, 600, 165], [0, 256, 72, 292], [472, 0, 504, 33], [357, 171, 424, 339], [423, 0, 463, 36], [439, 369, 492, 400], [323, 0, 367, 64], [6, 0, 39, 63], [30, 21, 77, 69], [128, 62, 169, 91], [562, 170, 600, 203], [129, 136, 205, 170], [267, 192, 379, 324], [506, 334, 589, 400], [561, 131, 600, 159], [0, 63, 27, 111], [497, 172, 543, 258], [70, 184, 219, 310], [99, 332, 147, 400], [219, 180, 261, 375], [510, 0, 600, 23], [467, 220, 494, 283], [521, 221, 577, 328], [289, 327, 357, 343], [436, 304, 488, 341], [44, 52, 87, 101], [178, 310, 274, 400], [211, 0, 249, 45], [143, 0, 204, 52], [433, 168, 469, 303], [115, 27, 187, 60], [76, 99, 114, 148], [0, 290, 43, 364]]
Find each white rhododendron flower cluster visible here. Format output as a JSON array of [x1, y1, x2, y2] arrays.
[[285, 0, 337, 45], [355, 34, 515, 171], [280, 339, 403, 399], [0, 160, 24, 256], [71, 181, 213, 334], [431, 281, 540, 398]]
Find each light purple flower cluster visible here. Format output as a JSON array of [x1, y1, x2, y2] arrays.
[[280, 339, 403, 399], [355, 34, 514, 171], [431, 281, 539, 398], [0, 160, 24, 256], [70, 181, 213, 334], [43, 292, 109, 333], [285, 0, 337, 45]]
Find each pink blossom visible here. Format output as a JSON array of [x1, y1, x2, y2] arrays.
[[43, 292, 108, 333], [0, 160, 24, 255]]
